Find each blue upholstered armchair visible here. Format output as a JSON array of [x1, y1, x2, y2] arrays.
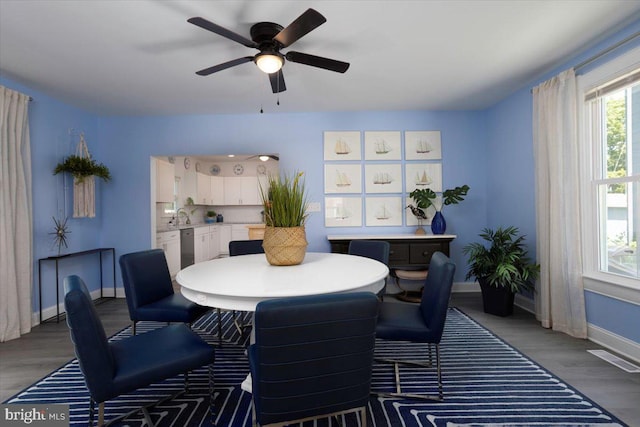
[[64, 275, 215, 426], [249, 292, 379, 426]]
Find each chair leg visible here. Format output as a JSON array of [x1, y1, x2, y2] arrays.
[[132, 321, 137, 336], [209, 364, 217, 426], [98, 402, 105, 426], [89, 398, 95, 426], [373, 343, 443, 401]]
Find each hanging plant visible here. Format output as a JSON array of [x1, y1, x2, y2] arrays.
[[53, 155, 111, 183]]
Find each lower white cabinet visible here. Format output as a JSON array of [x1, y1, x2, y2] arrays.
[[218, 224, 232, 255], [231, 224, 250, 241], [156, 231, 180, 277], [209, 226, 220, 259], [194, 227, 210, 263]]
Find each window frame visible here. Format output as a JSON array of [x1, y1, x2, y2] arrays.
[[578, 45, 640, 304]]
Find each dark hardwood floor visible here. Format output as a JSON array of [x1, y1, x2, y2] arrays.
[[1, 293, 638, 426]]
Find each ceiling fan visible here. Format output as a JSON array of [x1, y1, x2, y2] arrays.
[[187, 8, 350, 93]]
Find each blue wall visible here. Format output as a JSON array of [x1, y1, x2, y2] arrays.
[[483, 18, 640, 348], [97, 111, 487, 283]]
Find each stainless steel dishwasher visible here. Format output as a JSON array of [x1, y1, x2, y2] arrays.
[[180, 228, 195, 269]]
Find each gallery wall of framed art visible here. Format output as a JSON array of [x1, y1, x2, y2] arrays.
[[323, 130, 443, 228]]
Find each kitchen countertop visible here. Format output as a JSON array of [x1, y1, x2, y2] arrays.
[[157, 222, 264, 233]]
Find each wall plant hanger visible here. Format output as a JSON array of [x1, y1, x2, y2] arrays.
[[53, 133, 111, 218]]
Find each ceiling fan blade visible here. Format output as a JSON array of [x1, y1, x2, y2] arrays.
[[196, 56, 254, 76], [188, 17, 258, 48], [269, 70, 286, 93], [274, 8, 326, 48], [285, 51, 350, 73]]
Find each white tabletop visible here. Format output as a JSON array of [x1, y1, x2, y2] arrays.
[[176, 252, 389, 312]]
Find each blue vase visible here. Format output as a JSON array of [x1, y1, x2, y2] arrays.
[[431, 210, 446, 234]]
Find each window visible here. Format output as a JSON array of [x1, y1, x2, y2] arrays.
[[581, 54, 640, 287]]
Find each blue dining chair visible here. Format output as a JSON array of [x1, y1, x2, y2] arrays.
[[249, 292, 379, 427], [229, 239, 264, 256], [374, 251, 456, 401], [348, 240, 390, 299], [119, 249, 210, 335], [64, 275, 215, 426]]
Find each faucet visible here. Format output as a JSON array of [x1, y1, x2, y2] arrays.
[[176, 208, 191, 225]]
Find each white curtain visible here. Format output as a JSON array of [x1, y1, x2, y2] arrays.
[[0, 86, 32, 342], [532, 69, 587, 338]]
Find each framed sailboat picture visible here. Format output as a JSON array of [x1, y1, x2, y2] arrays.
[[324, 131, 361, 161], [405, 162, 442, 192], [325, 197, 362, 227], [365, 197, 402, 226], [364, 131, 401, 160], [364, 164, 402, 193], [324, 164, 362, 194], [404, 131, 442, 160]]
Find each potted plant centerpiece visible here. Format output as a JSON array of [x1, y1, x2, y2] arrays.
[[407, 188, 436, 235], [463, 226, 539, 316], [260, 171, 309, 266]]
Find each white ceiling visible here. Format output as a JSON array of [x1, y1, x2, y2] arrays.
[[1, 1, 639, 116]]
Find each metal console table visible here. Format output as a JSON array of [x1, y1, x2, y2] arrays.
[[38, 247, 116, 323]]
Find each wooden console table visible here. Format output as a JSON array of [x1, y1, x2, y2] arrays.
[[38, 248, 116, 323], [327, 234, 455, 269]]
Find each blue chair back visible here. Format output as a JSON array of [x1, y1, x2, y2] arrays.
[[419, 252, 456, 343], [348, 240, 390, 265], [229, 239, 264, 256], [119, 249, 174, 319], [64, 275, 116, 403], [249, 292, 379, 426]]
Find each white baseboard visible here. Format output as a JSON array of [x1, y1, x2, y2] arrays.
[[32, 288, 126, 326], [587, 322, 640, 364]]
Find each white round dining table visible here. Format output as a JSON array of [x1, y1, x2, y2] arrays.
[[176, 252, 389, 312]]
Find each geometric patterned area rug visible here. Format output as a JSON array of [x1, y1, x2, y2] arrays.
[[4, 308, 626, 426]]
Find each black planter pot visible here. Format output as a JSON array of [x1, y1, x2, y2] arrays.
[[479, 278, 515, 317]]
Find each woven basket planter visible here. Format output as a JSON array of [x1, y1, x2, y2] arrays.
[[262, 226, 308, 266]]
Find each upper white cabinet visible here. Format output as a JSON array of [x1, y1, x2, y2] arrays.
[[183, 168, 197, 204], [210, 176, 225, 205], [196, 172, 212, 205], [156, 159, 175, 203], [223, 177, 260, 205]]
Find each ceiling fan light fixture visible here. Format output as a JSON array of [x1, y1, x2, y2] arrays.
[[255, 52, 283, 74], [259, 155, 270, 162]]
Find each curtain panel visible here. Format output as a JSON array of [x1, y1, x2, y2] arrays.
[[0, 85, 33, 342], [532, 69, 587, 339]]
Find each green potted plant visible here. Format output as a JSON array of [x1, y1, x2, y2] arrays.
[[463, 226, 539, 316], [408, 185, 470, 235], [260, 171, 309, 266], [205, 210, 216, 224], [53, 155, 111, 183]]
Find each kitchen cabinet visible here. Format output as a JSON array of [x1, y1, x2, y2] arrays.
[[218, 224, 232, 255], [210, 176, 224, 205], [155, 159, 175, 203], [231, 224, 250, 241], [194, 226, 210, 263], [196, 172, 212, 205], [209, 226, 220, 259], [223, 177, 260, 205], [156, 230, 180, 277], [183, 169, 197, 203]]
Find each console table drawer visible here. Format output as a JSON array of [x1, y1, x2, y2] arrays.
[[388, 243, 409, 264], [409, 243, 446, 264]]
